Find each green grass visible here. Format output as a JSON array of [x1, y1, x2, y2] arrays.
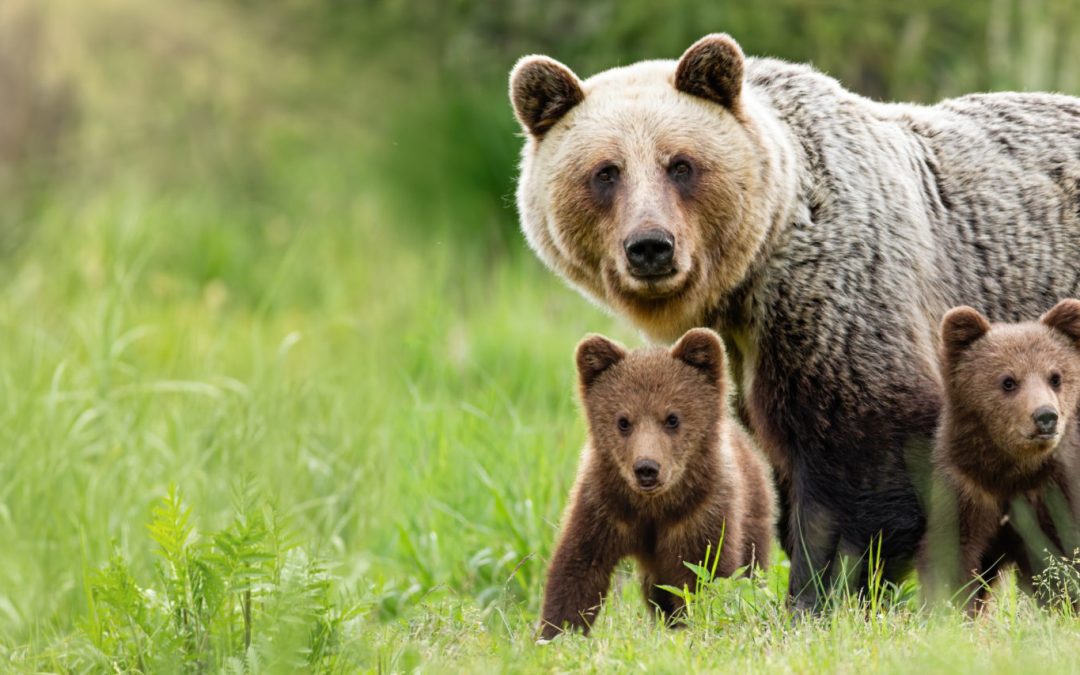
[[5, 0, 1080, 671], [7, 146, 1080, 675]]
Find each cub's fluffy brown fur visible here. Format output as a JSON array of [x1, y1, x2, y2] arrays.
[[922, 299, 1080, 609], [539, 328, 774, 640]]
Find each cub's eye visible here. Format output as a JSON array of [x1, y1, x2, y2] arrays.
[[595, 165, 620, 185], [1002, 377, 1018, 392], [1051, 373, 1063, 389], [665, 414, 680, 430], [617, 416, 631, 433], [668, 160, 692, 181]]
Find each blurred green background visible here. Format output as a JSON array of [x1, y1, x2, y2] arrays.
[[5, 0, 1080, 670]]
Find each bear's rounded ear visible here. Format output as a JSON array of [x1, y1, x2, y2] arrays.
[[1041, 298, 1080, 349], [941, 306, 991, 359], [576, 334, 627, 389], [509, 55, 585, 140], [671, 328, 725, 382], [675, 33, 745, 110]]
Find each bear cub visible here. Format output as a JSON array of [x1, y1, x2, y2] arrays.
[[538, 328, 774, 640], [923, 299, 1080, 609]]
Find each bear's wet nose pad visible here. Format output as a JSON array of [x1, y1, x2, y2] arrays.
[[633, 459, 660, 487], [1034, 406, 1059, 435], [623, 228, 675, 276]]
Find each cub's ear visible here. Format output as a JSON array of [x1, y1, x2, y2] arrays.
[[671, 328, 725, 382], [509, 55, 585, 140], [1041, 298, 1080, 348], [576, 334, 627, 389], [674, 33, 745, 110], [941, 306, 991, 359]]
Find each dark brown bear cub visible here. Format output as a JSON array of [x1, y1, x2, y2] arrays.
[[538, 328, 774, 640], [923, 299, 1080, 609]]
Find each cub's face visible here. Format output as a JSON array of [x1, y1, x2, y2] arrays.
[[941, 300, 1080, 461], [510, 35, 771, 341], [575, 328, 726, 496]]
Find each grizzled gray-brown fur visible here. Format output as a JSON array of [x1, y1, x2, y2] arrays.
[[509, 33, 1080, 610]]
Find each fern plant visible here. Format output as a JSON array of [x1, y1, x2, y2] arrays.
[[83, 482, 362, 672]]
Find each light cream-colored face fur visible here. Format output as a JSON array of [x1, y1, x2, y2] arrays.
[[510, 35, 785, 341]]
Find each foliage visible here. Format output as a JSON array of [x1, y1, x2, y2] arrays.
[[81, 483, 363, 671], [1034, 549, 1080, 612]]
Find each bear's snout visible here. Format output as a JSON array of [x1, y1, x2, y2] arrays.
[[1033, 406, 1059, 437], [623, 229, 675, 278], [632, 458, 661, 490]]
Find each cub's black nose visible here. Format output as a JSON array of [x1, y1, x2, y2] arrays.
[[1034, 406, 1059, 435], [633, 459, 660, 488], [624, 229, 675, 277]]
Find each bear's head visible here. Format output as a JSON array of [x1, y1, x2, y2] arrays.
[[510, 35, 791, 341], [575, 328, 727, 496], [940, 299, 1080, 463]]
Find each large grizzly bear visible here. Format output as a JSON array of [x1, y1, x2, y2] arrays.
[[539, 328, 774, 640], [922, 300, 1080, 610], [509, 33, 1080, 610]]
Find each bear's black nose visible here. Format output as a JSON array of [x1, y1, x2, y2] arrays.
[[633, 459, 660, 489], [624, 229, 675, 277], [1034, 406, 1059, 435]]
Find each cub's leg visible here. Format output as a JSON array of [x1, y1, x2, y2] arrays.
[[640, 561, 696, 626], [538, 503, 622, 641], [956, 500, 1005, 614]]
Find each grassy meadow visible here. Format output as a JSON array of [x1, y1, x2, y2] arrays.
[[4, 0, 1080, 671]]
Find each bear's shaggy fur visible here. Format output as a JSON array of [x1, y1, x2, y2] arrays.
[[510, 34, 1080, 609], [538, 328, 774, 640], [921, 300, 1080, 610]]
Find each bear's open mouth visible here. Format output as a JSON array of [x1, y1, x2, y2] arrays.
[[635, 482, 665, 496], [629, 267, 677, 281], [605, 263, 695, 302], [626, 267, 681, 292]]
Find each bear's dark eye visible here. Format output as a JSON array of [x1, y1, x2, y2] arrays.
[[665, 414, 680, 430], [1002, 376, 1018, 392], [591, 164, 621, 205], [594, 164, 620, 185], [668, 159, 692, 182], [1051, 373, 1062, 389], [617, 416, 631, 433]]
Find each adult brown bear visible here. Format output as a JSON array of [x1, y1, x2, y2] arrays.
[[509, 33, 1080, 610]]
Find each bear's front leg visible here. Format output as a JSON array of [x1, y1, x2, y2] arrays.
[[954, 498, 1004, 614], [538, 505, 620, 641], [641, 564, 696, 626], [786, 470, 842, 614]]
